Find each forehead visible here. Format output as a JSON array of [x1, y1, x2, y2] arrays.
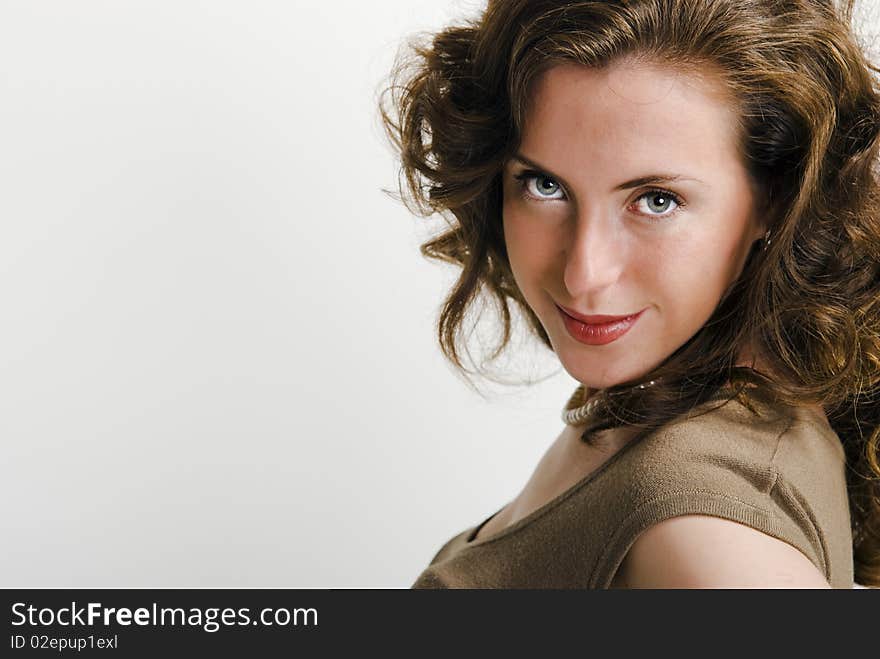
[[519, 59, 741, 175]]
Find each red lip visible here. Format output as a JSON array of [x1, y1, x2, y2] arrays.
[[556, 304, 644, 324], [556, 304, 646, 346]]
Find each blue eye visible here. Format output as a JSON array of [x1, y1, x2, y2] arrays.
[[511, 168, 687, 221], [634, 189, 683, 218], [513, 171, 565, 200]]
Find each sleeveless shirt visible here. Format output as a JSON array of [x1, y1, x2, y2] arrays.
[[411, 386, 854, 588]]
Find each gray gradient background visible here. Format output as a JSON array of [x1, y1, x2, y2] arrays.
[[1, 1, 877, 588]]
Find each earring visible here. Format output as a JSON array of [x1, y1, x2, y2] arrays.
[[762, 229, 772, 251]]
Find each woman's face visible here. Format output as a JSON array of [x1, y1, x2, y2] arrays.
[[502, 59, 766, 389]]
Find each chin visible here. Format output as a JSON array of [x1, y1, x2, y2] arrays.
[[549, 313, 670, 388], [553, 339, 661, 388], [558, 356, 635, 390]]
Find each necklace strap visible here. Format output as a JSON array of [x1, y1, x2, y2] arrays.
[[561, 379, 658, 426]]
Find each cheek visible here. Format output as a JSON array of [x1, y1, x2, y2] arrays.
[[502, 207, 554, 282], [647, 225, 749, 320]]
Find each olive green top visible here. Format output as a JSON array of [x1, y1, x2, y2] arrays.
[[411, 386, 853, 588]]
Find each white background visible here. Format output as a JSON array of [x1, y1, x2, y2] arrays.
[[1, 1, 877, 588]]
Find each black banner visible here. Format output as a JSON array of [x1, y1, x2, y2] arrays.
[[1, 588, 872, 655]]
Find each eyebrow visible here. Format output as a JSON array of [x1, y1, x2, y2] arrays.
[[510, 153, 706, 192]]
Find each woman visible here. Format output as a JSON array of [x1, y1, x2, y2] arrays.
[[379, 0, 880, 588]]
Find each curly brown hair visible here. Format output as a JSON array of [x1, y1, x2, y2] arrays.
[[377, 0, 880, 587]]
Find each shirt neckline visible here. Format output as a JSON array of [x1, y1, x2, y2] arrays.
[[461, 426, 644, 550], [459, 383, 743, 551]]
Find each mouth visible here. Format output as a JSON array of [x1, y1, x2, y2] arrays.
[[555, 304, 644, 324], [555, 304, 646, 346]]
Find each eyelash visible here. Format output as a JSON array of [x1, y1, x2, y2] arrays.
[[512, 170, 687, 220]]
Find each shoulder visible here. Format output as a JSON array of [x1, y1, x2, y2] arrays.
[[632, 388, 795, 467], [594, 391, 844, 588], [613, 392, 793, 511], [614, 513, 831, 588]]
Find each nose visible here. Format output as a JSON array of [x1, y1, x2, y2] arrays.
[[562, 210, 625, 299]]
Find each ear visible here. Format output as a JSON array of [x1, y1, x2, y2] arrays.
[[753, 220, 768, 246], [748, 179, 772, 245], [746, 211, 768, 249], [748, 193, 772, 247]]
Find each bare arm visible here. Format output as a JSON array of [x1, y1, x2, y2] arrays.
[[615, 514, 832, 589]]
